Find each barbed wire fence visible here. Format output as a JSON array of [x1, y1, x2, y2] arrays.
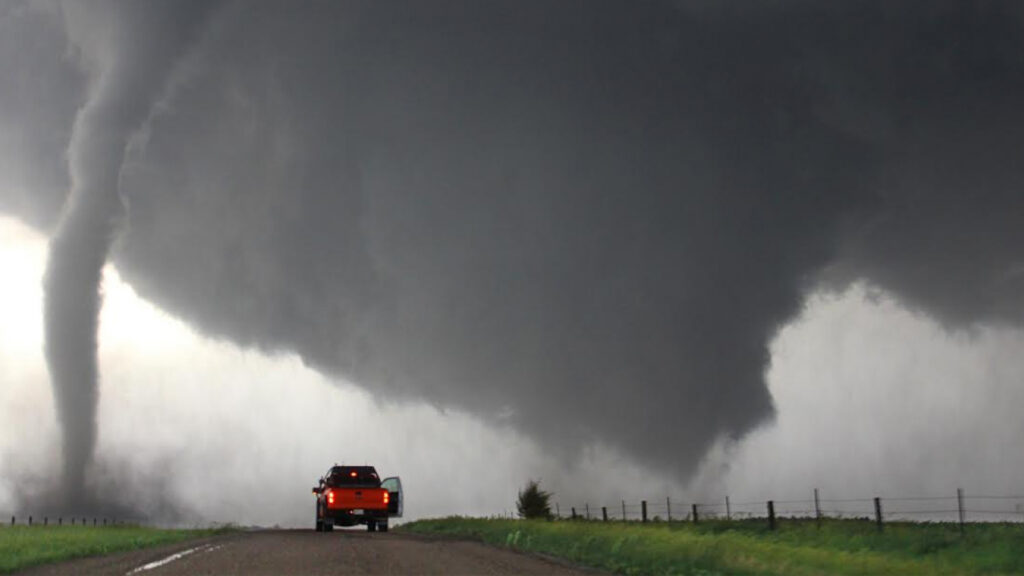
[[0, 510, 146, 528], [552, 488, 1024, 531]]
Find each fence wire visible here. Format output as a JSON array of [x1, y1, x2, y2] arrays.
[[2, 511, 144, 527], [552, 490, 1024, 525]]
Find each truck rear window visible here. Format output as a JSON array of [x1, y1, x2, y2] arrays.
[[326, 467, 380, 487]]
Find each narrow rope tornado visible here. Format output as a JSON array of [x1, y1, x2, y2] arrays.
[[43, 102, 126, 500], [42, 1, 213, 505]]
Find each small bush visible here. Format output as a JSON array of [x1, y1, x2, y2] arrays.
[[516, 479, 553, 520]]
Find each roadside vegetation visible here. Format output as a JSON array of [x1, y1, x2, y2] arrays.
[[400, 516, 1024, 575], [0, 524, 229, 574], [516, 479, 554, 520]]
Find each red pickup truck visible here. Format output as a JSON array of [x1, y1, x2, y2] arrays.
[[312, 465, 403, 532]]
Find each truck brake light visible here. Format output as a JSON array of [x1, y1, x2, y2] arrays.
[[383, 491, 390, 504], [327, 490, 335, 505]]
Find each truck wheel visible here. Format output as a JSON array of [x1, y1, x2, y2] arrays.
[[367, 521, 377, 532], [324, 522, 334, 532], [379, 522, 389, 533]]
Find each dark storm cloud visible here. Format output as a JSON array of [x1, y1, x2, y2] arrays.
[[2, 0, 1023, 489], [0, 2, 82, 230]]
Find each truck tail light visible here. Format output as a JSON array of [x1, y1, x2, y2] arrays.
[[327, 490, 335, 505], [383, 491, 390, 505]]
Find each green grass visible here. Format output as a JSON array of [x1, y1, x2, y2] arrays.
[[400, 517, 1024, 575], [0, 524, 228, 574]]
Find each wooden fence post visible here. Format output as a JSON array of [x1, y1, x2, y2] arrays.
[[642, 500, 648, 522], [814, 488, 821, 528], [667, 497, 672, 522], [692, 503, 699, 524], [767, 500, 776, 531], [28, 516, 32, 526], [571, 507, 577, 520], [622, 500, 627, 522], [602, 507, 608, 522], [726, 496, 731, 521], [585, 503, 590, 520], [957, 488, 965, 534], [874, 497, 883, 532], [555, 503, 560, 518]]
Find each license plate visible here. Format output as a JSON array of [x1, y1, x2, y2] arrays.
[[351, 509, 363, 515]]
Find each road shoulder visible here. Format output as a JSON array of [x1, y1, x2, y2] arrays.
[[14, 531, 243, 576]]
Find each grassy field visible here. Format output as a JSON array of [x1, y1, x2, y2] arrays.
[[400, 517, 1024, 575], [0, 524, 227, 574]]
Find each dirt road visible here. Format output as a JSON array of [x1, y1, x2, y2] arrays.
[[19, 529, 603, 575]]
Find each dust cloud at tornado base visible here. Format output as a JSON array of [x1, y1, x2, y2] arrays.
[[0, 1, 1023, 518]]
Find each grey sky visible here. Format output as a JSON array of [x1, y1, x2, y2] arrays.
[[1, 1, 1023, 520]]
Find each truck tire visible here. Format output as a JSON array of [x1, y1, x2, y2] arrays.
[[367, 521, 377, 532], [315, 503, 323, 532], [379, 522, 389, 533], [324, 522, 334, 532]]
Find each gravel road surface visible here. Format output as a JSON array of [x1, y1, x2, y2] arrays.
[[18, 529, 603, 575]]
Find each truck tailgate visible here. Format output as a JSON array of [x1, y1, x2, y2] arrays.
[[328, 487, 389, 510]]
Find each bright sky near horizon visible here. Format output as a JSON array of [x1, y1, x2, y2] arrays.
[[5, 214, 1024, 526]]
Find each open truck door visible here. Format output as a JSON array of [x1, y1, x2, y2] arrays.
[[382, 476, 403, 518]]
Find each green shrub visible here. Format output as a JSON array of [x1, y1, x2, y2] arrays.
[[516, 479, 553, 520]]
